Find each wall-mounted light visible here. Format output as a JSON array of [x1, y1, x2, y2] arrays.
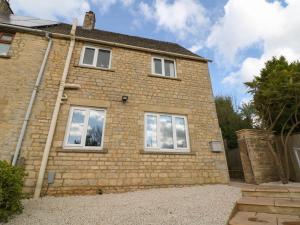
[[122, 95, 128, 104], [209, 141, 223, 153]]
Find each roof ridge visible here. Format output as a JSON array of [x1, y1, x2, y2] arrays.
[[37, 23, 205, 60], [55, 22, 180, 47]]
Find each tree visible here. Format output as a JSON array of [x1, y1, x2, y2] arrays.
[[239, 101, 260, 128], [215, 96, 252, 149], [245, 56, 300, 183]]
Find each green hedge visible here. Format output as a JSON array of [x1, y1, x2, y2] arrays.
[[0, 161, 25, 222]]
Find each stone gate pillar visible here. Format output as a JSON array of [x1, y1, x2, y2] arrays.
[[236, 129, 279, 184]]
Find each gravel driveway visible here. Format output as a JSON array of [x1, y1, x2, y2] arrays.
[[6, 185, 241, 225]]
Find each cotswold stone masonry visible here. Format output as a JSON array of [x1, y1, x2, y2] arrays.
[[0, 28, 229, 196]]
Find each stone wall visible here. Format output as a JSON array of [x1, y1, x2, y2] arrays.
[[1, 30, 229, 196], [0, 32, 49, 162], [236, 129, 279, 184]]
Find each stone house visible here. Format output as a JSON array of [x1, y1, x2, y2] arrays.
[[0, 4, 229, 197]]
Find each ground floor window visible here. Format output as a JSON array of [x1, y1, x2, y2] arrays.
[[144, 113, 190, 152], [64, 107, 106, 150]]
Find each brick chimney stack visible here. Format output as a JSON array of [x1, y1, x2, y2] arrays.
[[83, 11, 96, 30], [0, 0, 13, 15]]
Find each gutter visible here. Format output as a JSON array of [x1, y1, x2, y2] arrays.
[[0, 23, 210, 63], [12, 32, 53, 166], [33, 19, 77, 199]]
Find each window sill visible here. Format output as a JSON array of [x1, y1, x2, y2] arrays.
[[140, 150, 195, 155], [74, 64, 115, 72], [148, 74, 181, 81], [0, 54, 11, 59], [57, 148, 108, 154]]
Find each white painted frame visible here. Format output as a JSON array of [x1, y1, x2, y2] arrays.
[[144, 112, 190, 152], [79, 45, 112, 69], [151, 57, 177, 77], [63, 106, 106, 150]]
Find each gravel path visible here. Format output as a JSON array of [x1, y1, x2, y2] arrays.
[[5, 185, 241, 225]]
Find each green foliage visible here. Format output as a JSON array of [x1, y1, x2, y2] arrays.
[[245, 56, 300, 134], [0, 161, 25, 222], [215, 96, 252, 149], [239, 101, 258, 128]]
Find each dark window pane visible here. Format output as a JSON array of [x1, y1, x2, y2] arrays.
[[154, 58, 162, 74], [85, 110, 104, 147], [160, 115, 174, 149], [1, 34, 13, 42], [83, 48, 95, 65], [96, 49, 110, 68], [164, 60, 175, 77], [146, 115, 157, 148], [67, 110, 85, 145], [175, 117, 187, 148]]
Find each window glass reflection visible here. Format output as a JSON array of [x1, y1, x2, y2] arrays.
[[67, 110, 85, 145], [83, 48, 95, 65], [164, 60, 175, 77], [154, 58, 162, 74], [85, 110, 104, 146], [146, 115, 157, 148], [160, 115, 174, 149], [97, 49, 110, 68], [175, 117, 187, 148]]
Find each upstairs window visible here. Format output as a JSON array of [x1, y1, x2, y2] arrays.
[[0, 33, 14, 56], [144, 113, 190, 152], [80, 46, 111, 69], [64, 107, 106, 150], [152, 57, 176, 77]]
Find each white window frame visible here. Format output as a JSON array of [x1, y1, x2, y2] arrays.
[[151, 57, 177, 77], [79, 45, 112, 69], [63, 106, 106, 150], [144, 113, 190, 152]]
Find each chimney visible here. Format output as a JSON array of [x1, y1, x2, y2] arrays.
[[83, 11, 96, 30], [0, 0, 14, 15]]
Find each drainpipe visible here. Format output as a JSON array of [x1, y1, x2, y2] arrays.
[[33, 19, 77, 199], [12, 32, 52, 166]]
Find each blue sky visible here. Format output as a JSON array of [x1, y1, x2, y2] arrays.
[[10, 0, 300, 106]]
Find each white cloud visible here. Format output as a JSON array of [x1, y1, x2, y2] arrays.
[[92, 0, 135, 13], [209, 0, 300, 84], [207, 0, 284, 63], [223, 47, 300, 85], [11, 0, 90, 23], [223, 57, 264, 84], [139, 0, 209, 39], [188, 43, 203, 53]]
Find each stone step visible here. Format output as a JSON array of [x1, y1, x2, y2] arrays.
[[242, 186, 300, 199], [229, 211, 300, 225], [237, 197, 300, 216]]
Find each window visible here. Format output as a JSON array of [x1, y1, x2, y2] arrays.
[[80, 46, 111, 69], [0, 33, 14, 56], [152, 57, 176, 77], [144, 113, 189, 152], [294, 148, 300, 168], [64, 107, 106, 150]]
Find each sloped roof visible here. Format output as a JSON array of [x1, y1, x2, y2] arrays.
[[0, 14, 206, 60], [39, 23, 205, 60], [0, 14, 58, 27]]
